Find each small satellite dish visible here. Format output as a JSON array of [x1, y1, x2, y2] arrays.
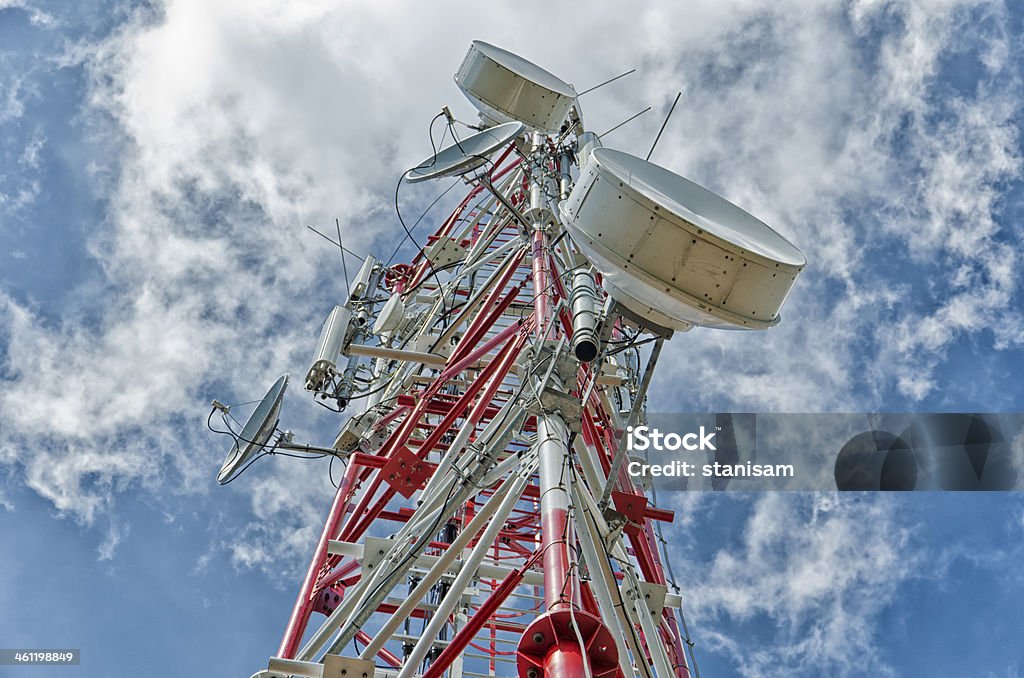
[[562, 148, 806, 331], [217, 374, 289, 485], [405, 121, 525, 184], [455, 41, 577, 134]]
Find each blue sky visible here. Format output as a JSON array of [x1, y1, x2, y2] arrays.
[[1, 1, 1023, 677]]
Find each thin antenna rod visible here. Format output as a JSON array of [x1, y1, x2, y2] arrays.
[[646, 91, 682, 161], [336, 218, 351, 298], [305, 224, 367, 263], [598, 106, 651, 139], [577, 68, 636, 97]]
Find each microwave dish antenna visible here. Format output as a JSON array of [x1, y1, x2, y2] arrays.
[[216, 373, 289, 485], [455, 40, 577, 133], [405, 120, 525, 183], [562, 148, 805, 331]]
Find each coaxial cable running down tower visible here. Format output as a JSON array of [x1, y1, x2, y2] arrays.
[[210, 40, 806, 678]]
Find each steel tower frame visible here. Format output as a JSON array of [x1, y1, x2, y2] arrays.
[[248, 104, 695, 678]]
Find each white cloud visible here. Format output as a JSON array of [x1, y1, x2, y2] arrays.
[[0, 1, 55, 28], [645, 0, 1022, 411], [97, 518, 128, 561], [673, 494, 915, 677], [18, 129, 45, 168], [0, 130, 45, 218], [217, 460, 325, 583], [0, 73, 27, 124]]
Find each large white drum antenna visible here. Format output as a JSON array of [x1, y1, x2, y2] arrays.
[[562, 147, 805, 331], [455, 40, 578, 133]]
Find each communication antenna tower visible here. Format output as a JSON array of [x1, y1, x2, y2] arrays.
[[211, 39, 806, 678]]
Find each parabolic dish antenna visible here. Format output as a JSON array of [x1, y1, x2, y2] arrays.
[[562, 148, 806, 331], [217, 373, 289, 485], [455, 40, 577, 134], [405, 121, 525, 183]]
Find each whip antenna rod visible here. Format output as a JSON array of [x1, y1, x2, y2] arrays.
[[647, 91, 682, 161]]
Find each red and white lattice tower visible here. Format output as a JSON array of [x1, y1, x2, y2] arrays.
[[220, 39, 805, 678]]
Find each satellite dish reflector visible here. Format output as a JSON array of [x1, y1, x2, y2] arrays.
[[455, 41, 577, 134], [562, 148, 806, 331], [217, 374, 289, 485], [405, 121, 525, 183]]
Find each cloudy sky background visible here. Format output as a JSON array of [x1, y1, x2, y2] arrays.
[[1, 1, 1023, 676]]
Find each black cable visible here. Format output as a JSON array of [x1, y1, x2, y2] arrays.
[[605, 325, 643, 346], [207, 409, 273, 451], [215, 450, 273, 485], [208, 408, 338, 482], [206, 409, 279, 483], [387, 112, 465, 325], [606, 335, 658, 357], [385, 178, 462, 267], [342, 379, 392, 404], [312, 349, 418, 414], [389, 157, 505, 328], [549, 229, 569, 250], [314, 397, 347, 414], [345, 387, 407, 420], [406, 111, 447, 177], [387, 114, 520, 321], [427, 112, 446, 167], [340, 368, 405, 405], [393, 175, 450, 323], [354, 473, 464, 629], [270, 449, 334, 460], [648, 482, 702, 677], [386, 111, 476, 266], [329, 454, 339, 489], [399, 259, 465, 296]]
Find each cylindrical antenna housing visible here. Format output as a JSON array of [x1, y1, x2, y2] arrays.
[[349, 255, 378, 303], [305, 306, 352, 392], [571, 267, 600, 362], [576, 131, 602, 168]]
